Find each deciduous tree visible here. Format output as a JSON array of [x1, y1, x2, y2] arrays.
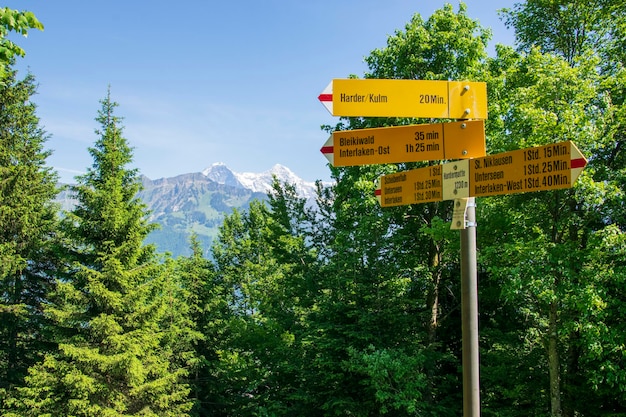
[[0, 7, 43, 79], [311, 4, 491, 415], [480, 5, 624, 412]]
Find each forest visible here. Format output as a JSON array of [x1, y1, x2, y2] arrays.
[[1, 1, 625, 416]]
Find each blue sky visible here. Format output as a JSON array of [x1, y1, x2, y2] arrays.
[[6, 0, 516, 184]]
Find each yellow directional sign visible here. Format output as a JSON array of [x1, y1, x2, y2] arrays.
[[321, 120, 486, 167], [375, 165, 443, 207], [469, 141, 587, 197], [318, 79, 488, 119], [375, 141, 587, 207]]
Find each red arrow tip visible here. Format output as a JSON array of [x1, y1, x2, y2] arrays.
[[571, 158, 586, 169], [318, 93, 332, 102], [374, 188, 381, 196], [320, 145, 333, 155]]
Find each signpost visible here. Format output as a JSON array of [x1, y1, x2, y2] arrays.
[[375, 141, 587, 207], [317, 76, 588, 417], [321, 120, 486, 167], [318, 79, 488, 119]]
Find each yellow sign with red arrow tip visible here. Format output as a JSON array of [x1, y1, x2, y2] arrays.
[[321, 120, 486, 167]]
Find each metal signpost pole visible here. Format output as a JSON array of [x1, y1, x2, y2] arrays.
[[460, 197, 480, 417]]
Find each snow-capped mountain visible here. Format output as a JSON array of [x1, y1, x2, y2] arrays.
[[202, 162, 319, 201], [200, 162, 242, 188], [56, 163, 327, 258]]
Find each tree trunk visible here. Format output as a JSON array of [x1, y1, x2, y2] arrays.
[[549, 300, 562, 417], [427, 243, 441, 342]]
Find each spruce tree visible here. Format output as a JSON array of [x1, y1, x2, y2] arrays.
[[8, 90, 193, 416], [0, 70, 59, 406], [175, 235, 227, 416]]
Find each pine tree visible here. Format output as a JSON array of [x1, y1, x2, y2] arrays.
[[8, 90, 193, 416], [175, 235, 227, 416], [0, 70, 59, 407]]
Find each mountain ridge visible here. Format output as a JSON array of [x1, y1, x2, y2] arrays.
[[201, 162, 319, 200], [56, 163, 326, 257]]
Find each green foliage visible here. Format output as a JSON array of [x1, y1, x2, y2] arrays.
[[345, 346, 428, 415], [479, 4, 626, 414], [5, 91, 193, 416], [0, 8, 43, 79], [0, 69, 59, 406], [365, 2, 490, 81], [2, 2, 626, 416], [174, 235, 228, 416], [308, 4, 492, 415], [574, 225, 626, 411], [501, 0, 611, 64], [209, 180, 321, 415]]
